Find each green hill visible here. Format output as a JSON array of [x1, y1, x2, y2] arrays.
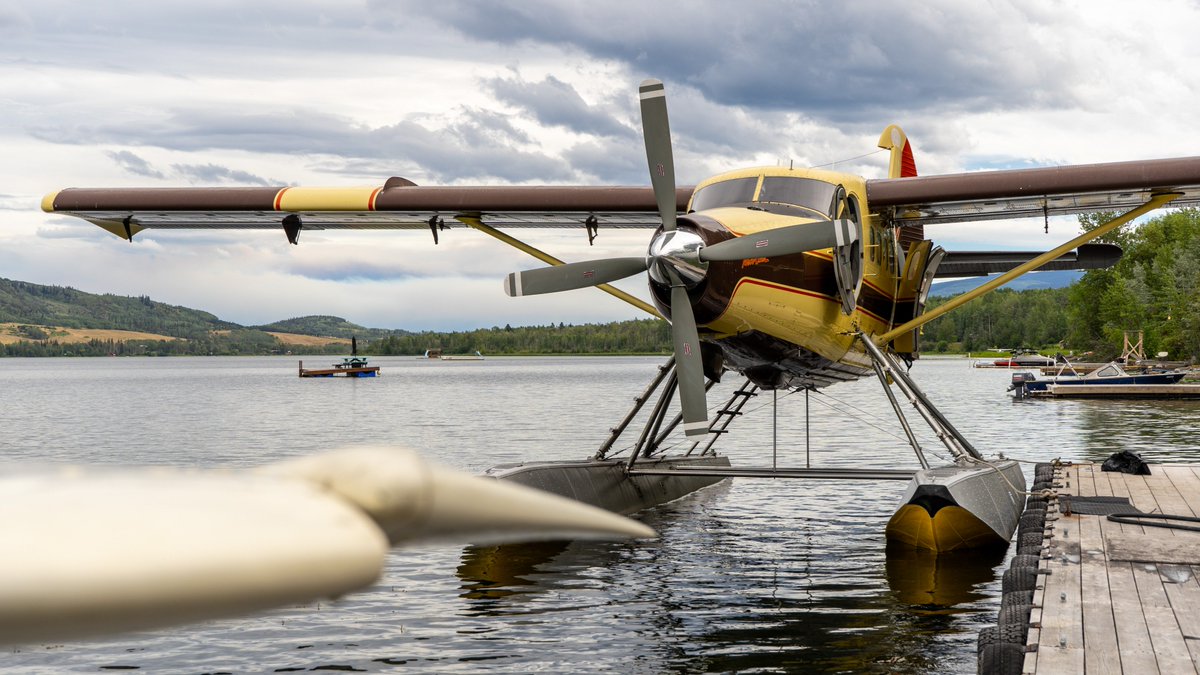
[[0, 278, 236, 338], [253, 315, 410, 341]]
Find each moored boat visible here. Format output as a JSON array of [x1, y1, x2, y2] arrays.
[[1009, 360, 1186, 397]]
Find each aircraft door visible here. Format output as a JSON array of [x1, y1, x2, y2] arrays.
[[892, 240, 946, 355], [831, 189, 863, 316]]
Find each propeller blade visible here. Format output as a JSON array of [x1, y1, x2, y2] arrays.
[[504, 257, 648, 296], [639, 78, 677, 232], [263, 447, 659, 545], [669, 279, 709, 438], [0, 447, 656, 645], [699, 220, 847, 262], [0, 467, 388, 645]]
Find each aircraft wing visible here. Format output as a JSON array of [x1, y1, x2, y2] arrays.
[[42, 183, 692, 241], [867, 156, 1200, 225], [936, 243, 1122, 278]]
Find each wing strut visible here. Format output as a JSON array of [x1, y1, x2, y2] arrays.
[[875, 192, 1182, 345], [454, 215, 661, 319]]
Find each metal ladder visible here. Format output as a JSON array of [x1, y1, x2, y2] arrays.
[[686, 380, 759, 456]]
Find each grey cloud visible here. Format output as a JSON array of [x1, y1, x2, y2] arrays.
[[34, 105, 576, 184], [107, 150, 166, 179], [385, 0, 1083, 121], [487, 74, 633, 139], [171, 163, 274, 186]]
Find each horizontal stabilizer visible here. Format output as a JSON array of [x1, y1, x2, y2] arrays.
[[935, 243, 1121, 278]]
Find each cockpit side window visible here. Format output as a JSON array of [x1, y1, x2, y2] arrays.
[[690, 177, 758, 211]]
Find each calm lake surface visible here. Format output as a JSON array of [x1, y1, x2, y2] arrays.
[[3, 355, 1199, 674]]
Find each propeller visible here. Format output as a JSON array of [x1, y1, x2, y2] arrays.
[[502, 79, 851, 439], [0, 446, 655, 645]]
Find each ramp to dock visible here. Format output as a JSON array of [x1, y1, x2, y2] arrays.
[[1025, 462, 1200, 673]]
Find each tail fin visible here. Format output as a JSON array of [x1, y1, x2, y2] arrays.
[[877, 125, 917, 178], [878, 125, 922, 249]]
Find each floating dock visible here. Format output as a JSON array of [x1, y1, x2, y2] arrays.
[[298, 358, 379, 378], [980, 462, 1200, 673]]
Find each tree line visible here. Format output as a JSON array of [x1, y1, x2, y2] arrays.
[[921, 208, 1200, 361], [368, 320, 671, 356]]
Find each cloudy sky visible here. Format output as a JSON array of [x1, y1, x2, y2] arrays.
[[4, 0, 1200, 330]]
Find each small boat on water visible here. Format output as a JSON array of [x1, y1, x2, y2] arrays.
[[421, 348, 484, 361], [1009, 360, 1186, 397], [299, 337, 380, 378], [441, 351, 484, 361]]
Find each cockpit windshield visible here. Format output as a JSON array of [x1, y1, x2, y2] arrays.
[[690, 177, 757, 211], [690, 175, 840, 217], [757, 177, 838, 217]]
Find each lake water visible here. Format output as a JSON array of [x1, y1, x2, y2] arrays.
[[2, 355, 1199, 673]]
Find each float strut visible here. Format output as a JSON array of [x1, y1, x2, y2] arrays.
[[858, 332, 982, 460]]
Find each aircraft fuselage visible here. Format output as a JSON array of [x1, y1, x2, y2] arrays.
[[647, 166, 912, 389]]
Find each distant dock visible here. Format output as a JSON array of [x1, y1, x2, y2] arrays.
[[298, 358, 379, 378], [981, 462, 1200, 673]]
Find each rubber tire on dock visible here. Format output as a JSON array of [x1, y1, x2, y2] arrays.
[[1009, 554, 1041, 569], [998, 602, 1032, 628], [1002, 566, 1038, 594], [979, 642, 1025, 675], [1001, 589, 1034, 607], [978, 621, 1030, 652], [1016, 531, 1044, 555]]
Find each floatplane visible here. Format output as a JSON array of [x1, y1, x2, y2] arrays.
[[32, 79, 1200, 637]]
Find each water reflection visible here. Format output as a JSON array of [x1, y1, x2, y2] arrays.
[[884, 543, 1007, 608], [457, 541, 574, 604]]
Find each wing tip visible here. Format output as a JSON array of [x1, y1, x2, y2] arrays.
[[504, 273, 522, 297]]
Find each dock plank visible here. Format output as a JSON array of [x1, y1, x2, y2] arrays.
[[1079, 508, 1122, 674], [1036, 507, 1085, 672], [1163, 465, 1200, 518], [1133, 562, 1196, 673]]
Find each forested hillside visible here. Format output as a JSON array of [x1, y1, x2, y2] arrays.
[[0, 279, 235, 337]]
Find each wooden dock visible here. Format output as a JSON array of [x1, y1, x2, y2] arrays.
[[1023, 462, 1200, 673]]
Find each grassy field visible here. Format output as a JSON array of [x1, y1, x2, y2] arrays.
[[0, 323, 181, 345]]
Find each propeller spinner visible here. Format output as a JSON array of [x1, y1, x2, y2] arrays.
[[503, 79, 852, 439]]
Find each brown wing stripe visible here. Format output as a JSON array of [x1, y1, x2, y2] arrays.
[[47, 185, 695, 213], [867, 156, 1200, 205], [50, 187, 284, 211]]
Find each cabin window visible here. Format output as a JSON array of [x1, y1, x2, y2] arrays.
[[756, 177, 839, 216], [690, 177, 758, 211]]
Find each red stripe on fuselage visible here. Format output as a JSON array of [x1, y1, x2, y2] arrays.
[[732, 278, 893, 326]]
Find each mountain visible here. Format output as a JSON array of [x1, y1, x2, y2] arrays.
[[928, 270, 1083, 297]]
